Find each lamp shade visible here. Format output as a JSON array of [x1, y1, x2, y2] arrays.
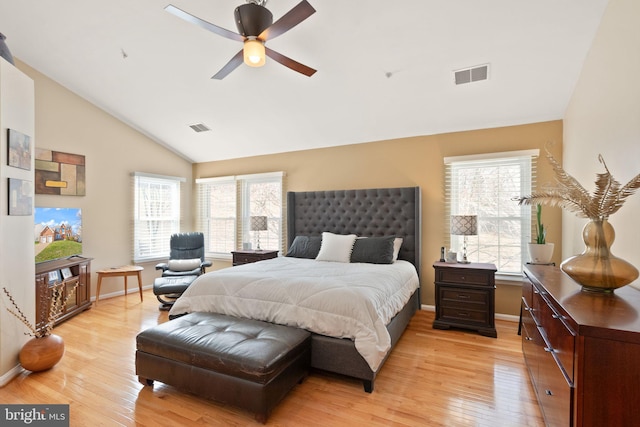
[[450, 215, 477, 236], [250, 216, 268, 231], [244, 38, 266, 67]]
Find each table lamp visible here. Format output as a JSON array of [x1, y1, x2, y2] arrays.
[[450, 215, 477, 264], [250, 216, 268, 250]]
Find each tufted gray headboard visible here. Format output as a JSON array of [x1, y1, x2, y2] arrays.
[[286, 187, 421, 277]]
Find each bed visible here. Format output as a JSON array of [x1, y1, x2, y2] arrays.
[[170, 186, 421, 392]]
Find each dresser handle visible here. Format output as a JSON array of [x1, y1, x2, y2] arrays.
[[545, 389, 553, 396], [525, 336, 533, 341], [457, 294, 471, 299], [457, 312, 470, 317], [551, 313, 566, 320], [460, 276, 466, 281], [523, 307, 531, 311], [544, 346, 556, 353]]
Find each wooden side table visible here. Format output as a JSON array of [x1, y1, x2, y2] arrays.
[[231, 250, 278, 266], [95, 265, 144, 305], [432, 261, 497, 337]]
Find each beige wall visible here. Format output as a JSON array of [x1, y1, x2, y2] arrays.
[[563, 0, 640, 283], [195, 121, 564, 315], [16, 60, 194, 300], [0, 59, 35, 382]]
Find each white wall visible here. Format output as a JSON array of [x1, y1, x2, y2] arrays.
[[0, 58, 35, 382], [563, 0, 640, 276]]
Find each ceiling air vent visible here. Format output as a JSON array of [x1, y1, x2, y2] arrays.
[[189, 123, 211, 133], [454, 64, 489, 85]]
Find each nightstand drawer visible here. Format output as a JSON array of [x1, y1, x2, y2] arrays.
[[439, 306, 488, 324], [440, 287, 488, 305], [438, 269, 492, 286], [231, 250, 278, 266]]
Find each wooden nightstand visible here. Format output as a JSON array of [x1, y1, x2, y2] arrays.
[[231, 250, 278, 266], [432, 261, 497, 338]]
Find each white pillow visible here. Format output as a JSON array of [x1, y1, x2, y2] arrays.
[[316, 232, 357, 263], [392, 237, 403, 262], [168, 258, 201, 271]]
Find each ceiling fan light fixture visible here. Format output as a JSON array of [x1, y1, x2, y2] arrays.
[[244, 38, 265, 67]]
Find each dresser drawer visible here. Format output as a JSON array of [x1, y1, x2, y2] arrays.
[[437, 269, 492, 286], [537, 339, 573, 427], [537, 296, 575, 383]]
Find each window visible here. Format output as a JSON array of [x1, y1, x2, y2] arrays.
[[132, 172, 184, 262], [196, 172, 284, 258], [444, 150, 538, 276]]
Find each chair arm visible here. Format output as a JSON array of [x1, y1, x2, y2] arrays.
[[201, 260, 212, 268], [155, 262, 169, 271]]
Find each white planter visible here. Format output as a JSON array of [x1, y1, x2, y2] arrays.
[[528, 243, 555, 264]]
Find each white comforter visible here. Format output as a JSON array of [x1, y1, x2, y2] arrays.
[[169, 257, 420, 371]]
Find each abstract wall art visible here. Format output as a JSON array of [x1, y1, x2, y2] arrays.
[[35, 148, 86, 196]]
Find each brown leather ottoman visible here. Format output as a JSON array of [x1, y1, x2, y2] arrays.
[[135, 312, 311, 423]]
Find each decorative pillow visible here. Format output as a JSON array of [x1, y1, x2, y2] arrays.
[[392, 237, 404, 262], [351, 236, 396, 264], [315, 232, 357, 263], [168, 258, 201, 271], [286, 235, 322, 259]]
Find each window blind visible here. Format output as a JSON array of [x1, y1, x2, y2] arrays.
[[196, 172, 285, 258], [132, 172, 185, 263], [444, 150, 538, 275]]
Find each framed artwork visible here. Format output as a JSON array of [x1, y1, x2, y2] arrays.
[[48, 270, 61, 283], [8, 178, 33, 216], [35, 148, 86, 196], [7, 129, 32, 170], [61, 267, 73, 280]]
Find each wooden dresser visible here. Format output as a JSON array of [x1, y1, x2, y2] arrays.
[[522, 264, 640, 426]]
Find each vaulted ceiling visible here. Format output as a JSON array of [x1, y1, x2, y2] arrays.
[[0, 1, 609, 163]]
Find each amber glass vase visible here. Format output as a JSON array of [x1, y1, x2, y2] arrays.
[[561, 219, 639, 293]]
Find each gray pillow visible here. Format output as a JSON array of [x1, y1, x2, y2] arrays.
[[285, 235, 322, 259], [351, 236, 396, 264]]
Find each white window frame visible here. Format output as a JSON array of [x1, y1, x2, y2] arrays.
[[132, 172, 185, 263], [444, 150, 538, 278], [196, 172, 285, 259]]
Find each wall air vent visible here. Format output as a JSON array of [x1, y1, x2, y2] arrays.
[[454, 64, 489, 85], [189, 123, 211, 132]]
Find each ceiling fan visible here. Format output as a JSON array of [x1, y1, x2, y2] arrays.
[[165, 0, 316, 80]]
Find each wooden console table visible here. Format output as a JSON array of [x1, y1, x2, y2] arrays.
[[95, 265, 144, 305], [35, 256, 92, 329]]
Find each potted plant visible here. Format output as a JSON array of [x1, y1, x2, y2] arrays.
[[2, 281, 77, 372], [527, 204, 554, 264]]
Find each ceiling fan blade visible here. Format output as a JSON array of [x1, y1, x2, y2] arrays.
[[265, 47, 316, 77], [211, 50, 244, 80], [259, 0, 316, 41], [165, 4, 244, 42]]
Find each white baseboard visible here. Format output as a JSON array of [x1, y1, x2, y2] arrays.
[[0, 364, 24, 387], [420, 304, 519, 323], [91, 284, 153, 302]]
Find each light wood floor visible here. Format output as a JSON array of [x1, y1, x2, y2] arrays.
[[0, 290, 544, 426]]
